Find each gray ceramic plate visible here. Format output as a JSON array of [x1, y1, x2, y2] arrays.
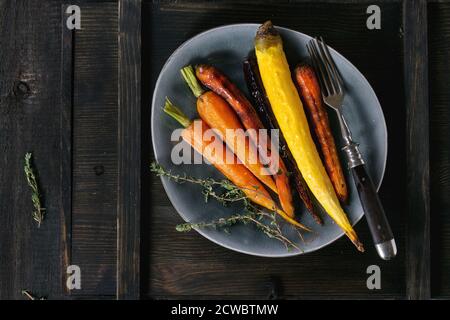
[[151, 24, 387, 257]]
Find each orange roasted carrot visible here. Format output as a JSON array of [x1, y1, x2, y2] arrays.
[[294, 63, 348, 203], [274, 160, 295, 217], [196, 91, 279, 195], [181, 66, 278, 195], [163, 98, 309, 230], [196, 64, 265, 143], [193, 65, 295, 218]]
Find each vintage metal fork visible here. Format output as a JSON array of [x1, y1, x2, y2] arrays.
[[307, 37, 397, 260]]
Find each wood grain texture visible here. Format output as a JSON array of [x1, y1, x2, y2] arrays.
[[429, 2, 450, 299], [60, 3, 74, 296], [117, 0, 141, 300], [403, 0, 431, 300], [71, 2, 118, 296], [0, 0, 66, 299], [143, 1, 406, 299]]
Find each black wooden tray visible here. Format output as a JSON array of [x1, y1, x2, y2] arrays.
[[141, 0, 428, 300]]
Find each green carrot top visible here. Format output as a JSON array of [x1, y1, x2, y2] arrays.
[[163, 97, 192, 128], [180, 65, 205, 98]]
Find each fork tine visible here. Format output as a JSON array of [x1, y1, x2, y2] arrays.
[[315, 37, 338, 95], [319, 36, 344, 94], [307, 39, 332, 97], [307, 42, 328, 96]]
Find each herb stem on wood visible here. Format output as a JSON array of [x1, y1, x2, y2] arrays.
[[24, 153, 46, 227]]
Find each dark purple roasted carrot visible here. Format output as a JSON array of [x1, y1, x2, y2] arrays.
[[243, 52, 323, 225]]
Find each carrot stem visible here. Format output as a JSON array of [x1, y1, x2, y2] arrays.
[[163, 97, 192, 128], [181, 65, 205, 98]]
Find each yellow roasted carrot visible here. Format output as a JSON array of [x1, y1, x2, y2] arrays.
[[254, 21, 363, 251]]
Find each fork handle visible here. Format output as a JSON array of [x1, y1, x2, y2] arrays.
[[350, 163, 397, 260]]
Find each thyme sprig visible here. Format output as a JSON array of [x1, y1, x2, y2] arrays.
[[176, 210, 299, 251], [150, 162, 302, 251], [24, 153, 46, 227], [150, 162, 248, 205]]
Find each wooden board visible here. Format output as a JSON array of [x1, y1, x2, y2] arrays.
[[0, 0, 121, 299], [403, 0, 431, 300], [0, 0, 442, 300], [0, 0, 68, 300], [142, 0, 407, 299], [70, 2, 118, 297], [117, 0, 142, 300], [429, 1, 450, 299]]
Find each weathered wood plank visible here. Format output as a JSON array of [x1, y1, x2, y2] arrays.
[[403, 0, 431, 300], [71, 2, 119, 296], [117, 0, 142, 300], [429, 1, 450, 299], [60, 3, 74, 297], [0, 0, 67, 299]]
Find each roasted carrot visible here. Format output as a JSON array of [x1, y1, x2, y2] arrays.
[[163, 98, 310, 231], [198, 92, 280, 195], [181, 66, 279, 196], [195, 64, 265, 144], [194, 64, 296, 218], [255, 21, 363, 251], [244, 53, 322, 225], [295, 63, 349, 204]]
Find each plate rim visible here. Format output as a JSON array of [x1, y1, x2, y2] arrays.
[[151, 23, 388, 257]]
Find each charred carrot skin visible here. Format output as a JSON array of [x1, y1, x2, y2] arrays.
[[163, 99, 310, 231], [294, 63, 348, 204], [243, 53, 276, 132], [243, 54, 322, 225]]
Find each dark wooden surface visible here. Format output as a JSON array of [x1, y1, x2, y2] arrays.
[[143, 0, 407, 299], [429, 1, 450, 299], [60, 3, 73, 297], [0, 0, 447, 300], [404, 0, 431, 300], [117, 0, 141, 299], [0, 0, 120, 299], [0, 0, 67, 300], [71, 2, 118, 297]]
